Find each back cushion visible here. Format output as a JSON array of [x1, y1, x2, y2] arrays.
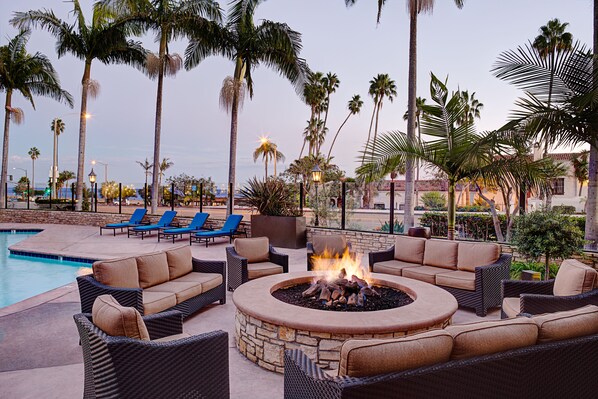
[[338, 330, 453, 377], [423, 239, 459, 270], [394, 236, 426, 264], [234, 237, 270, 263], [446, 318, 538, 360], [312, 235, 347, 257], [533, 305, 598, 343], [136, 252, 170, 289], [456, 242, 501, 272], [166, 245, 193, 280], [92, 295, 149, 340], [93, 257, 140, 289], [553, 259, 598, 297]]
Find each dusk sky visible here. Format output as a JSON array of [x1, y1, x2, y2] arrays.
[[0, 1, 593, 189]]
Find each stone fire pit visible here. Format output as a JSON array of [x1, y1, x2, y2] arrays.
[[233, 271, 458, 373]]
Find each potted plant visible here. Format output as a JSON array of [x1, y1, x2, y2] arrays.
[[240, 177, 306, 248]]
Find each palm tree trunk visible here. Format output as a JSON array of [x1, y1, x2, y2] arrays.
[[327, 111, 351, 161], [415, 113, 421, 205], [447, 179, 456, 240], [579, 181, 583, 196], [404, 5, 418, 229], [274, 152, 277, 177], [586, 0, 598, 245], [227, 82, 240, 217], [31, 159, 35, 199], [264, 155, 268, 180], [1, 90, 12, 208], [75, 61, 91, 211], [151, 35, 167, 214]]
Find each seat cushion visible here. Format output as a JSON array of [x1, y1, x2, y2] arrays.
[[153, 332, 192, 343], [172, 272, 223, 293], [533, 305, 598, 343], [394, 236, 426, 264], [92, 257, 140, 289], [234, 237, 270, 263], [165, 245, 193, 280], [312, 235, 347, 256], [553, 259, 598, 297], [373, 260, 421, 276], [92, 295, 149, 340], [435, 270, 476, 291], [145, 281, 202, 304], [247, 262, 284, 280], [402, 266, 453, 284], [338, 330, 453, 377], [501, 297, 521, 318], [456, 242, 501, 272], [423, 239, 458, 270], [136, 252, 170, 289], [142, 291, 177, 315], [445, 318, 538, 360]]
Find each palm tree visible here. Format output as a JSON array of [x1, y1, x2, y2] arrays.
[[96, 0, 222, 214], [159, 157, 173, 204], [458, 90, 483, 126], [0, 30, 73, 207], [370, 74, 397, 153], [13, 1, 147, 211], [185, 0, 308, 215], [58, 170, 76, 199], [136, 158, 153, 189], [50, 118, 65, 193], [28, 147, 40, 196], [327, 94, 363, 161], [300, 72, 326, 158], [320, 72, 340, 149], [403, 96, 427, 184], [253, 137, 285, 179], [572, 152, 589, 196], [346, 0, 464, 229]]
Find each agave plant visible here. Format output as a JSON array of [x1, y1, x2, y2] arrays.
[[240, 177, 301, 217]]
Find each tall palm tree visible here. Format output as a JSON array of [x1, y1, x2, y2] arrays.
[[136, 158, 153, 188], [572, 152, 589, 196], [327, 94, 363, 161], [50, 118, 65, 192], [0, 30, 73, 207], [403, 96, 427, 182], [299, 72, 326, 158], [159, 157, 173, 204], [96, 0, 222, 214], [370, 74, 397, 152], [458, 90, 483, 126], [58, 170, 76, 199], [346, 0, 464, 228], [28, 147, 40, 196], [320, 72, 340, 150], [253, 137, 285, 178], [185, 0, 308, 215], [13, 1, 146, 211]]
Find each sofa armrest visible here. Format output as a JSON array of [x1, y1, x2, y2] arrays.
[[77, 275, 143, 314], [191, 257, 226, 277], [520, 289, 598, 315], [502, 279, 555, 299], [284, 350, 341, 399], [270, 246, 289, 273], [226, 246, 248, 290], [368, 246, 395, 270], [142, 310, 184, 340]]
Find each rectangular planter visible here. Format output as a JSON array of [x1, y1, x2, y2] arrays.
[[250, 215, 306, 249]]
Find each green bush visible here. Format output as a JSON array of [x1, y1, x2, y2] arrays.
[[240, 177, 301, 217], [420, 192, 446, 210], [379, 220, 404, 234], [420, 212, 507, 241], [510, 260, 559, 280], [456, 205, 490, 212], [552, 205, 576, 214]]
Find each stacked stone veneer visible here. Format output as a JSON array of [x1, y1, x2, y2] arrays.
[[235, 308, 450, 374]]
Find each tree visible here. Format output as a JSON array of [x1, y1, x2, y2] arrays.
[[320, 72, 340, 146], [136, 158, 153, 189], [13, 1, 147, 211], [572, 151, 589, 196], [0, 29, 73, 207], [96, 0, 222, 214], [403, 96, 427, 182], [420, 191, 446, 210], [327, 94, 363, 161], [158, 157, 173, 204], [58, 170, 76, 199], [253, 137, 285, 179], [101, 181, 136, 203], [14, 176, 30, 198], [185, 0, 308, 215], [300, 72, 326, 158], [346, 0, 465, 229], [28, 147, 40, 196]]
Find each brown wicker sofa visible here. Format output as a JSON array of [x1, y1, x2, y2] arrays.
[[285, 305, 598, 399], [369, 235, 511, 316], [77, 245, 226, 318]]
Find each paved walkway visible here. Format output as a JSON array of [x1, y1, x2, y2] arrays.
[[0, 223, 499, 398]]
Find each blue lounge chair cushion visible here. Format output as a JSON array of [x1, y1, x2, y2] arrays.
[[132, 211, 177, 231], [105, 209, 147, 228], [193, 214, 243, 238], [162, 213, 209, 235]]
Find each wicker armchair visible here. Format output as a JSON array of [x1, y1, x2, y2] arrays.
[[74, 311, 229, 399], [307, 235, 354, 271], [226, 239, 288, 291]]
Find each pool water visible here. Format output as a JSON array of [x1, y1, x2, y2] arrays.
[[0, 232, 92, 308]]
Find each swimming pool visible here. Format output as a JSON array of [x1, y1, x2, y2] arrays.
[[0, 232, 93, 308]]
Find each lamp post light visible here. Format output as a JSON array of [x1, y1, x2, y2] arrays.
[[91, 160, 108, 184], [88, 169, 96, 212], [311, 164, 322, 227]]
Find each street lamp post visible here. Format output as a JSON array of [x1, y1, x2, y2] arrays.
[[52, 118, 59, 198], [91, 160, 108, 184], [88, 169, 96, 212], [311, 164, 322, 227]]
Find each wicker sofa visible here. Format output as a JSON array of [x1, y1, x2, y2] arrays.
[[369, 236, 511, 316], [77, 245, 226, 318], [285, 305, 598, 399]]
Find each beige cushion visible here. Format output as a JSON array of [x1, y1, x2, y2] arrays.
[[402, 266, 453, 284], [173, 272, 223, 293], [533, 305, 598, 343], [501, 297, 521, 318], [153, 332, 192, 343], [456, 242, 501, 272], [394, 236, 426, 264], [553, 259, 598, 296], [247, 262, 284, 280], [137, 252, 170, 289], [339, 330, 453, 377], [234, 237, 270, 263], [145, 281, 202, 304], [373, 260, 421, 276], [166, 245, 193, 280], [92, 295, 149, 340], [92, 257, 140, 289], [142, 291, 177, 315], [435, 270, 476, 291], [423, 239, 458, 270], [446, 318, 538, 360], [312, 235, 347, 257]]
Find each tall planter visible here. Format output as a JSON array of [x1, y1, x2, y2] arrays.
[[251, 215, 306, 249]]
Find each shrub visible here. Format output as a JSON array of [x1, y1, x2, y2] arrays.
[[420, 192, 446, 210], [552, 205, 576, 214], [379, 220, 405, 234], [456, 205, 490, 212], [420, 212, 506, 241], [240, 177, 301, 217], [510, 260, 559, 280]]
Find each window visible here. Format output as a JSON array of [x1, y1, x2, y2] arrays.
[[552, 178, 565, 195]]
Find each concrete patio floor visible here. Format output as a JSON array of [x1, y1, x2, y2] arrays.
[[0, 223, 499, 399]]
